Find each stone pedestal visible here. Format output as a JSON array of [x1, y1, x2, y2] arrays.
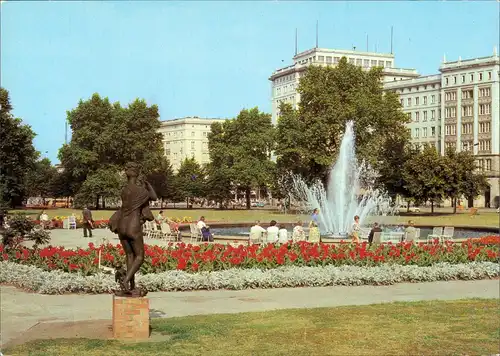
[[112, 295, 150, 340]]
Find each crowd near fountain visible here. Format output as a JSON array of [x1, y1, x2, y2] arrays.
[[291, 121, 396, 237]]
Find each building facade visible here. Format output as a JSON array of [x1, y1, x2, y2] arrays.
[[269, 47, 420, 125], [384, 75, 442, 151], [158, 117, 228, 171]]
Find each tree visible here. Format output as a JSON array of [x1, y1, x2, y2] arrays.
[[442, 149, 488, 213], [0, 88, 39, 207], [176, 158, 205, 207], [24, 158, 57, 204], [74, 168, 122, 209], [146, 158, 177, 207], [59, 93, 163, 208], [275, 58, 410, 185], [208, 107, 275, 209], [402, 146, 446, 213], [205, 163, 233, 209]]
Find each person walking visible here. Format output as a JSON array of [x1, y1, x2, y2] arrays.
[[82, 206, 94, 238]]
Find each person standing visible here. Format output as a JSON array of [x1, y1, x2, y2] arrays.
[[82, 206, 94, 238], [351, 215, 361, 243]]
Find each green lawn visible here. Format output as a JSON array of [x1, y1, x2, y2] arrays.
[[6, 299, 499, 356], [10, 207, 500, 228]]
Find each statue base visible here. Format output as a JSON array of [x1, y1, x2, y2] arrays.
[[112, 295, 150, 340]]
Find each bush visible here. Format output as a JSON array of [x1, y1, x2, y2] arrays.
[[1, 213, 51, 249], [0, 261, 497, 294]]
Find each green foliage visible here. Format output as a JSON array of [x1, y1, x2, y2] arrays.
[[176, 158, 205, 205], [402, 145, 446, 212], [205, 163, 233, 208], [0, 88, 39, 207], [74, 168, 123, 209], [208, 107, 275, 209], [146, 158, 177, 204], [24, 158, 57, 200], [442, 149, 488, 212], [275, 58, 410, 184], [1, 213, 51, 249], [59, 93, 163, 208]]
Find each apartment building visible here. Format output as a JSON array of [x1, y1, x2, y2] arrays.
[[269, 47, 419, 125], [158, 117, 229, 171], [386, 50, 499, 207], [384, 75, 442, 151]]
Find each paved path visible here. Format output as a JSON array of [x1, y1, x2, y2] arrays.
[[1, 279, 499, 348]]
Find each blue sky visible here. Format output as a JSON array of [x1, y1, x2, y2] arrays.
[[2, 1, 499, 163]]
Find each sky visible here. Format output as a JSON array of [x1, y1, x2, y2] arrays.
[[1, 1, 499, 163]]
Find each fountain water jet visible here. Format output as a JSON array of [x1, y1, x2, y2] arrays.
[[290, 121, 395, 236]]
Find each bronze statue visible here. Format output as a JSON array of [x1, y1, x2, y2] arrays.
[[109, 162, 157, 297]]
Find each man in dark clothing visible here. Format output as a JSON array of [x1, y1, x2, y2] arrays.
[[82, 207, 94, 238], [368, 222, 382, 245]]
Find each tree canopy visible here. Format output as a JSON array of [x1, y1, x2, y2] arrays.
[[208, 107, 275, 209], [0, 88, 39, 207], [59, 93, 163, 208]]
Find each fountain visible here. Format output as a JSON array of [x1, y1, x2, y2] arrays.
[[290, 121, 396, 237]]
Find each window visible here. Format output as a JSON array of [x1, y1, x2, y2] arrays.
[[407, 98, 412, 106], [486, 159, 492, 171], [334, 57, 340, 64], [461, 105, 473, 117], [479, 87, 491, 97], [479, 73, 483, 81], [180, 147, 183, 154], [415, 97, 420, 105], [479, 122, 491, 133], [191, 141, 195, 149], [318, 56, 325, 62], [191, 131, 195, 137], [461, 123, 473, 134], [414, 128, 420, 138], [438, 109, 441, 118], [445, 142, 456, 149], [415, 112, 420, 122], [462, 90, 473, 99], [453, 76, 457, 84], [461, 75, 465, 83], [445, 78, 449, 85], [326, 56, 332, 64], [203, 132, 207, 137], [479, 140, 491, 151], [423, 127, 427, 137], [431, 110, 436, 120], [400, 99, 404, 106], [488, 71, 492, 80], [423, 111, 428, 121], [165, 149, 170, 156], [431, 127, 436, 136], [363, 59, 369, 67], [462, 141, 470, 151], [356, 59, 362, 66], [445, 107, 456, 118], [385, 61, 392, 67], [479, 104, 491, 115], [431, 95, 435, 104], [470, 74, 474, 82], [349, 58, 355, 64], [371, 60, 377, 66], [445, 91, 457, 101], [445, 124, 456, 135], [423, 96, 427, 105]]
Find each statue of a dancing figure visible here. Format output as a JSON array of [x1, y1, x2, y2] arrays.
[[109, 162, 157, 297]]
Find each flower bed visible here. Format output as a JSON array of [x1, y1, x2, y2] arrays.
[[471, 235, 500, 245], [1, 238, 498, 276], [0, 260, 498, 294]]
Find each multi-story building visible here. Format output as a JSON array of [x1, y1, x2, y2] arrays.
[[384, 75, 442, 151], [158, 117, 229, 171], [269, 47, 419, 124], [439, 52, 499, 207], [386, 50, 499, 207]]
